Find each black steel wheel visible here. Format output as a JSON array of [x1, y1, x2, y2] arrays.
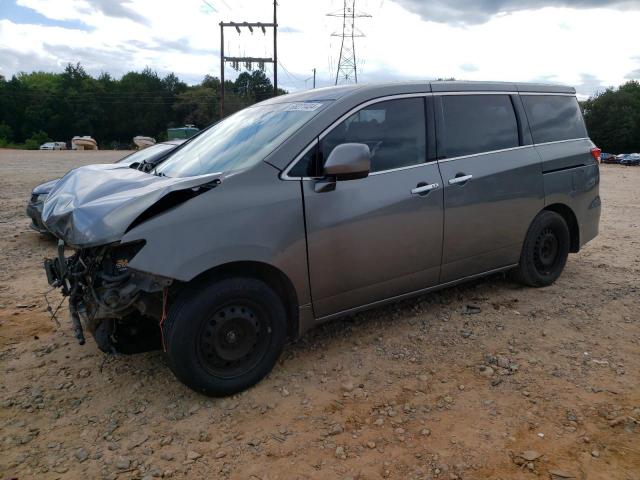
[[513, 210, 570, 287], [533, 227, 560, 275], [164, 277, 287, 396], [196, 302, 271, 379]]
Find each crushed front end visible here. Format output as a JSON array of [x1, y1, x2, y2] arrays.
[[39, 163, 224, 353], [45, 239, 172, 353]]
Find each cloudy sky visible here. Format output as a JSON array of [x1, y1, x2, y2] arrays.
[[1, 0, 639, 97]]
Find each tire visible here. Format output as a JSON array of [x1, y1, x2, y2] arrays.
[[163, 277, 287, 396], [513, 210, 570, 287]]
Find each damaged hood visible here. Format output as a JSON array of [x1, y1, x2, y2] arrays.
[[42, 163, 223, 247], [33, 178, 61, 195]]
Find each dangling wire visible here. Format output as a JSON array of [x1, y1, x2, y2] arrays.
[[44, 287, 64, 327], [159, 287, 168, 352]]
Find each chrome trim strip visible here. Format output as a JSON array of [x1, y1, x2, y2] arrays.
[[519, 92, 576, 96], [280, 138, 319, 181], [436, 137, 589, 163], [369, 160, 438, 176], [314, 264, 518, 323], [532, 137, 590, 147], [284, 158, 440, 181], [437, 144, 532, 163], [432, 91, 517, 96]]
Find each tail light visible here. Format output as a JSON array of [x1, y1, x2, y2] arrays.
[[590, 147, 602, 163]]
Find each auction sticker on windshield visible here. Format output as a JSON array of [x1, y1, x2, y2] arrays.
[[284, 102, 323, 112]]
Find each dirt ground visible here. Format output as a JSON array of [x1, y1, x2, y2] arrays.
[[0, 149, 638, 480]]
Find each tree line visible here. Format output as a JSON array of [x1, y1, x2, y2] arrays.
[[0, 63, 284, 149], [1, 64, 638, 153], [581, 80, 640, 154]]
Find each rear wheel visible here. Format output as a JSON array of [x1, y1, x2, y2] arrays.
[[164, 277, 287, 396], [513, 211, 570, 287]]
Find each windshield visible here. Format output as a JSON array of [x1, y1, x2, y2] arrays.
[[117, 143, 177, 165], [155, 101, 328, 178]]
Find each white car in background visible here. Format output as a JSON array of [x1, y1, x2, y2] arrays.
[[39, 141, 67, 150], [27, 139, 186, 234]]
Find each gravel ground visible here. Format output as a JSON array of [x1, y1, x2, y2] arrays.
[[0, 150, 639, 480]]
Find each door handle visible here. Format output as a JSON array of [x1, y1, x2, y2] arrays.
[[411, 182, 439, 195], [448, 174, 473, 185]]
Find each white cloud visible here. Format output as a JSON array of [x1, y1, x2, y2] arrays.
[[1, 0, 639, 96]]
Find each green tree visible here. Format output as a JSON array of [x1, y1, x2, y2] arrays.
[[24, 130, 50, 150], [0, 122, 13, 142], [201, 74, 220, 90], [162, 72, 188, 96], [233, 70, 274, 101], [173, 86, 218, 127], [582, 80, 640, 153], [0, 64, 287, 148]]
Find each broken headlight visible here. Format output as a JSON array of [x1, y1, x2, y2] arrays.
[[105, 241, 146, 275], [31, 193, 48, 204]]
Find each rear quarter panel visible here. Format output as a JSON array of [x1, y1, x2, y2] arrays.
[[537, 138, 601, 247]]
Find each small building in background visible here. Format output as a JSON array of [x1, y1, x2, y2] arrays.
[[167, 125, 199, 140]]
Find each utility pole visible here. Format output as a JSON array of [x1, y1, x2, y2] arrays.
[[327, 0, 371, 85], [273, 0, 278, 96], [219, 0, 278, 118], [220, 24, 225, 120], [304, 68, 317, 89]]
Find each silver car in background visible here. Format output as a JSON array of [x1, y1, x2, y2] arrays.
[[26, 140, 185, 234], [42, 81, 601, 396]]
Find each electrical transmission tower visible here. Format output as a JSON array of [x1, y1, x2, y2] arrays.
[[327, 0, 371, 85]]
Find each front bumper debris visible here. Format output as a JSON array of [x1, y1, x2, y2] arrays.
[[44, 239, 172, 348], [44, 240, 85, 343], [26, 202, 49, 234]]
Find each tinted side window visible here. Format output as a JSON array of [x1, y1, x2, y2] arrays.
[[321, 98, 426, 173], [439, 95, 519, 158], [521, 95, 587, 144]]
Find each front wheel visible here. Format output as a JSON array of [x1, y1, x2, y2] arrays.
[[164, 277, 287, 396], [513, 211, 570, 287]]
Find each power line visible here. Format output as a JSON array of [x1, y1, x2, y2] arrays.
[[0, 93, 251, 107], [0, 93, 185, 99], [201, 0, 217, 12], [277, 60, 305, 88]]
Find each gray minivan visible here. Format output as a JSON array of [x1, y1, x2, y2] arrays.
[[42, 81, 601, 396]]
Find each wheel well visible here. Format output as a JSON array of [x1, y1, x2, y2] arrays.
[[187, 261, 300, 339], [544, 204, 580, 253]]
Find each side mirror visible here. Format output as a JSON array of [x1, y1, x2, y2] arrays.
[[324, 143, 371, 180]]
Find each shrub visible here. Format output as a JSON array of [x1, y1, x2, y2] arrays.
[[0, 122, 12, 143], [24, 131, 50, 150]]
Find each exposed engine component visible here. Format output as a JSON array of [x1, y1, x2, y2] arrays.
[[45, 239, 172, 351]]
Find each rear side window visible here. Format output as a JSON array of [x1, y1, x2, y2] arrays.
[[438, 95, 519, 158], [320, 97, 426, 173], [521, 95, 587, 144]]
